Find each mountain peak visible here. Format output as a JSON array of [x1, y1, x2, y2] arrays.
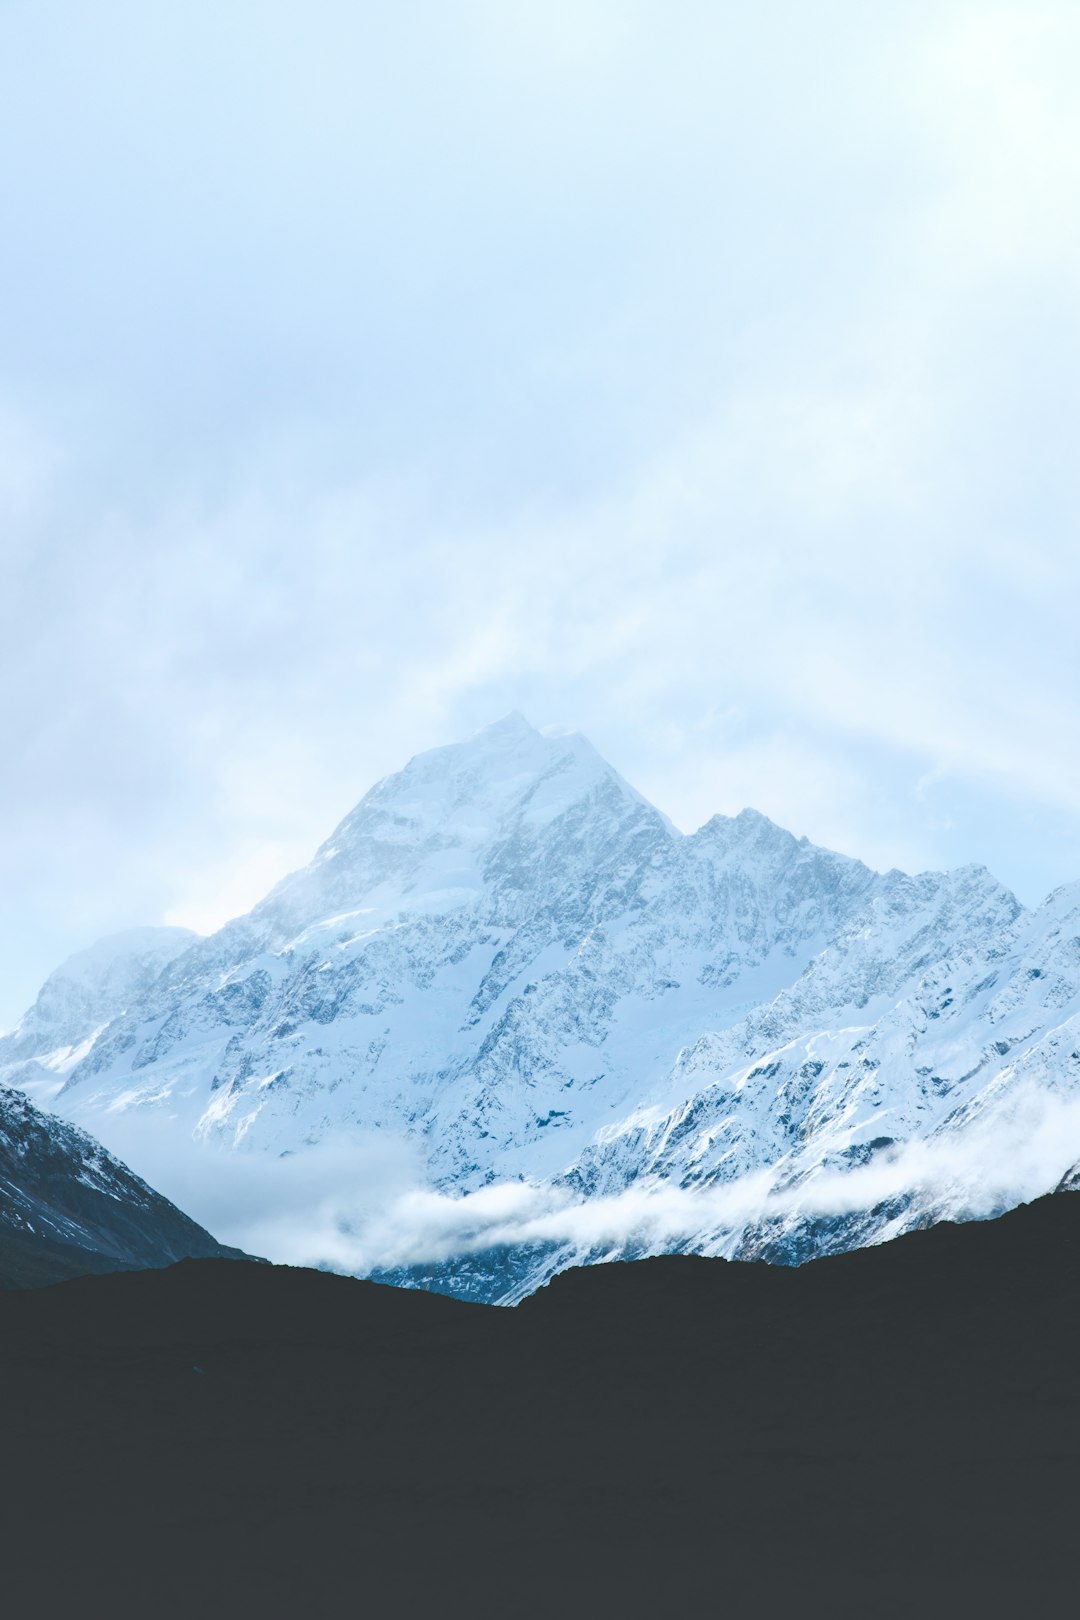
[[362, 715, 620, 824], [734, 806, 780, 831], [251, 716, 670, 939], [693, 806, 804, 854], [470, 710, 539, 742]]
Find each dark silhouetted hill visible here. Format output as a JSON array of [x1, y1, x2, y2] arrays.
[[2, 1191, 1079, 1618]]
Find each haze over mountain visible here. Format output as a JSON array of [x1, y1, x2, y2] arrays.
[[5, 715, 1080, 1300]]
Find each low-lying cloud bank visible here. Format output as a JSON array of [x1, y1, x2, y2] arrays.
[[102, 1086, 1080, 1279]]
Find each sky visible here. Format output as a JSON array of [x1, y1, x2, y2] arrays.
[[2, 0, 1079, 1029]]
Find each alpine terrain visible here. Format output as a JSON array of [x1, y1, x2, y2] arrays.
[[4, 714, 1079, 1300]]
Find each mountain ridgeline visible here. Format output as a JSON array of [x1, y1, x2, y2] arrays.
[[3, 713, 1080, 1300]]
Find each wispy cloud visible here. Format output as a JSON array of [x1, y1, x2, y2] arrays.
[[107, 1086, 1080, 1279]]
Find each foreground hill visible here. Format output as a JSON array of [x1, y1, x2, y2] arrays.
[[0, 1082, 243, 1287], [2, 1189, 1078, 1617]]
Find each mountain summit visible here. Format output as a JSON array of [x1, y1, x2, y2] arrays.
[[251, 714, 673, 945], [4, 716, 1078, 1300]]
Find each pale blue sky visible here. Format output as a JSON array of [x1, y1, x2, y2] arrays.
[[2, 1, 1079, 1026]]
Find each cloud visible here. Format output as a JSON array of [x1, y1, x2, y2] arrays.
[[109, 1084, 1080, 1279], [913, 3, 1080, 275], [94, 1119, 424, 1265], [329, 1091, 1080, 1275]]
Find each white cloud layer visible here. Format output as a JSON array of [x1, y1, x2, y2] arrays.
[[105, 1088, 1080, 1279]]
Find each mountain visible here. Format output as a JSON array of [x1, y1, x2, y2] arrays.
[[3, 1189, 1079, 1617], [0, 1080, 244, 1288], [6, 713, 1080, 1300], [25, 716, 884, 1185]]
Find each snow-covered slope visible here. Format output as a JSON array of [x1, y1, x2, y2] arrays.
[[0, 1081, 241, 1288], [6, 714, 1080, 1301]]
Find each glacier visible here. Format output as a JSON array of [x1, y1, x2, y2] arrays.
[[4, 712, 1080, 1301]]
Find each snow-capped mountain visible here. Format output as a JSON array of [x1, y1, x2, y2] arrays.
[[5, 714, 1080, 1301], [19, 717, 887, 1179], [0, 1081, 241, 1288]]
